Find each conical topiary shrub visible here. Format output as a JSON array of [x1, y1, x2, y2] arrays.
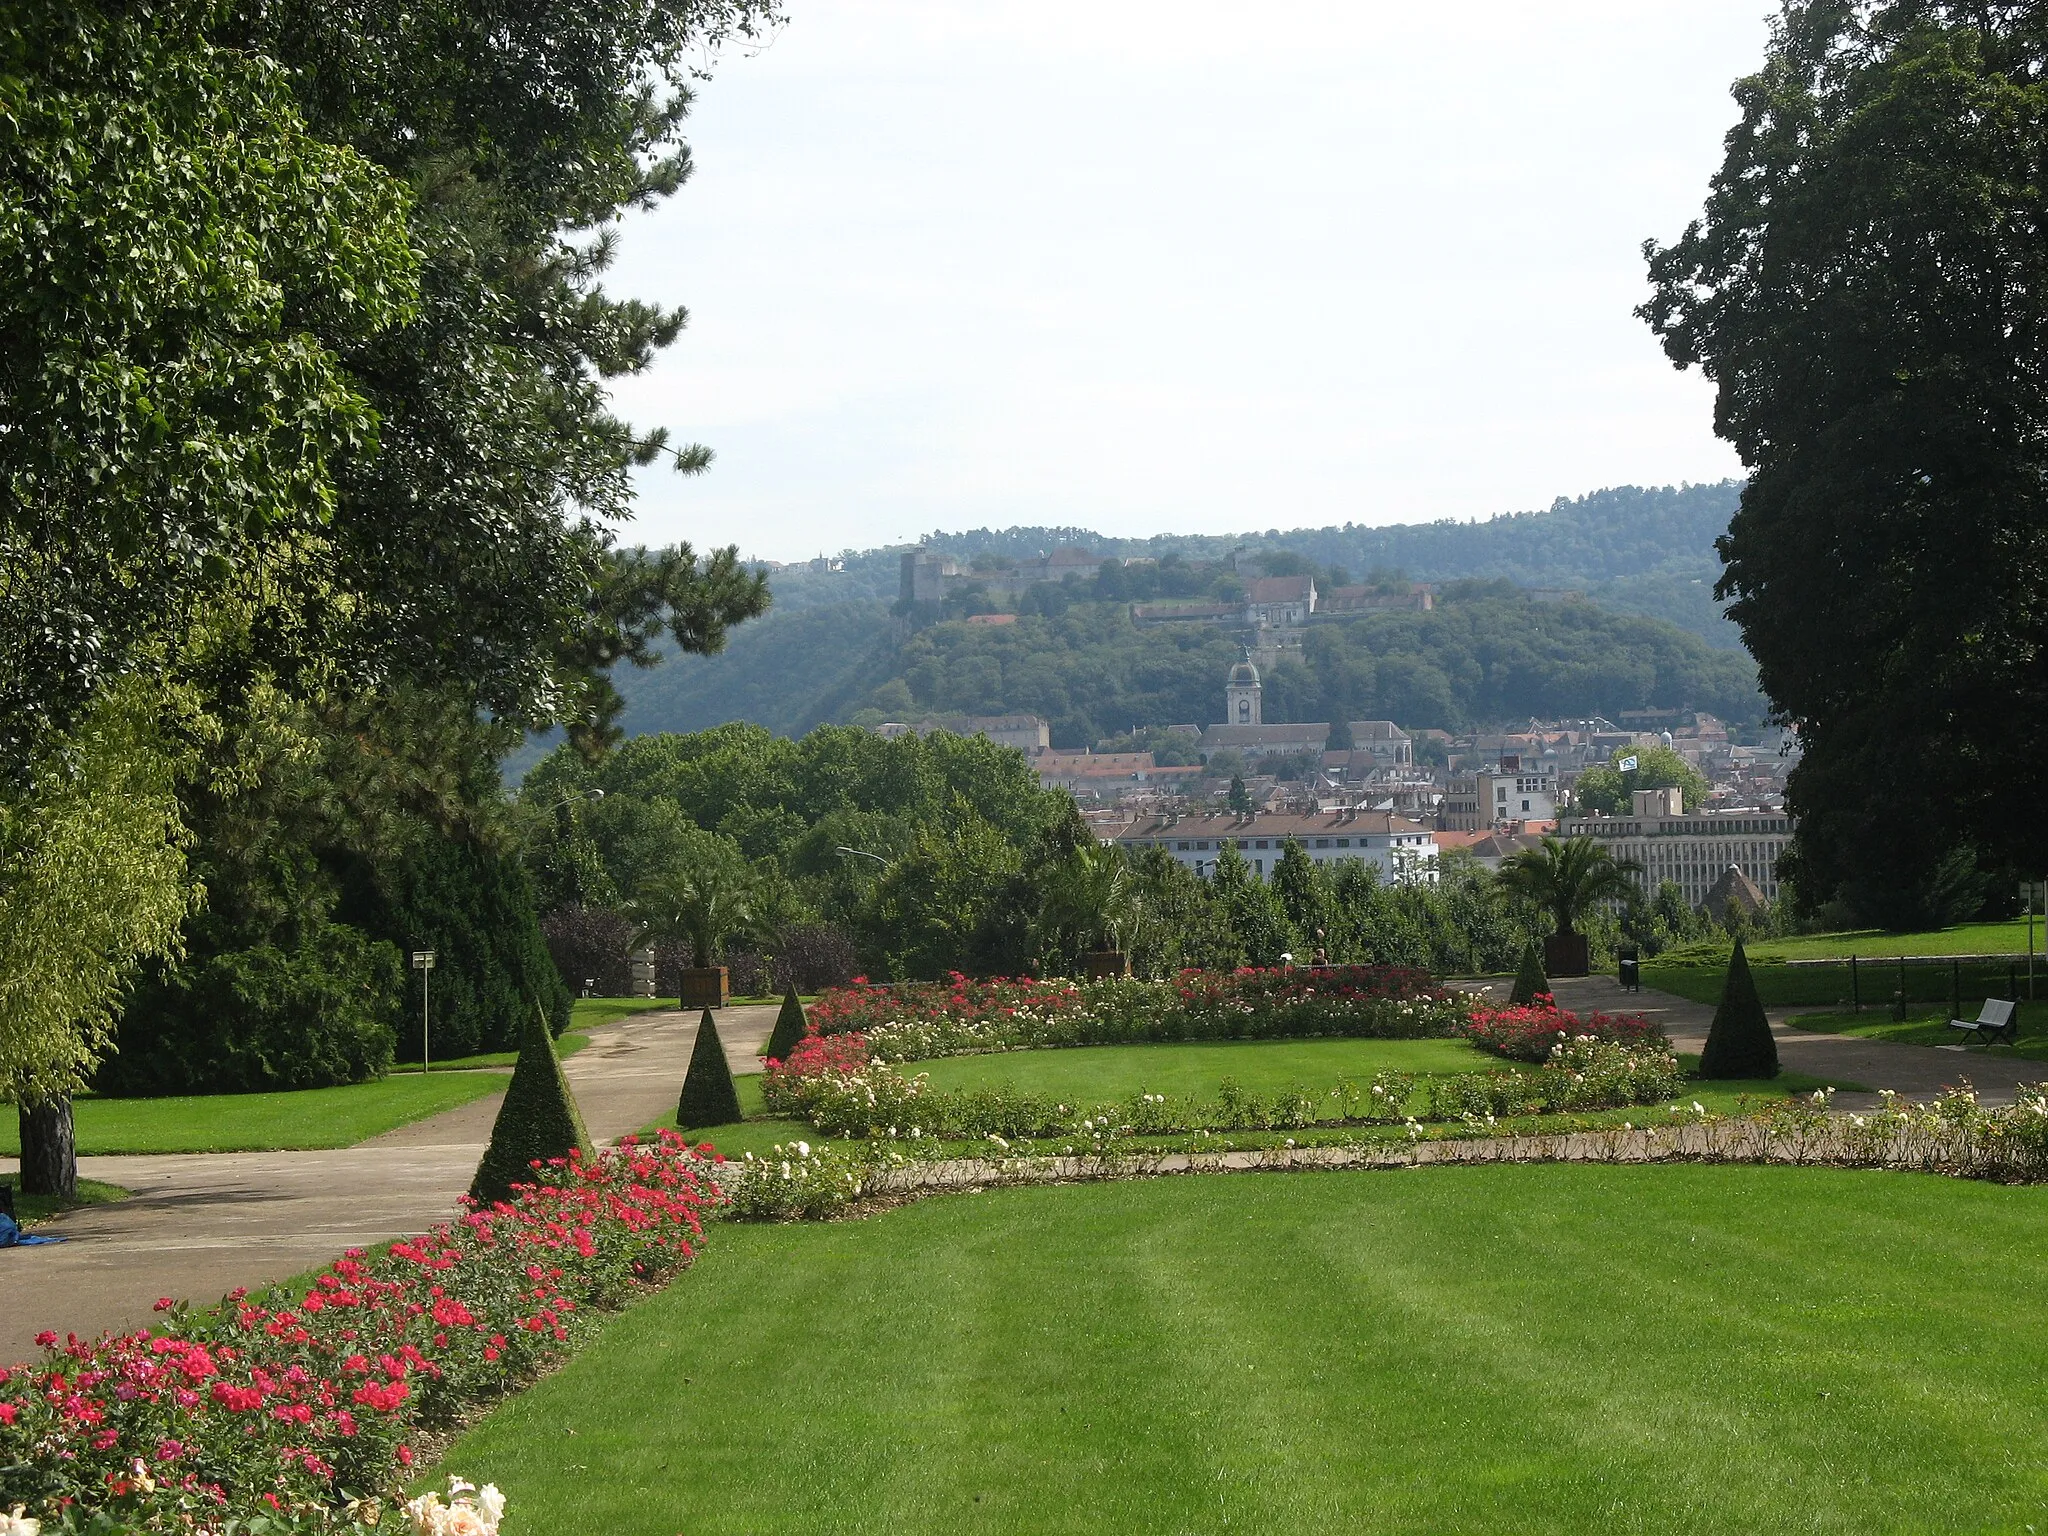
[[471, 1003, 593, 1204], [1698, 937, 1779, 1080], [1509, 941, 1550, 1007], [678, 1009, 743, 1129], [762, 985, 807, 1063]]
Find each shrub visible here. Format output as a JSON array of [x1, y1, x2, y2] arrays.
[[771, 923, 860, 994], [808, 967, 1466, 1060], [1508, 941, 1549, 1006], [1462, 999, 1668, 1063], [0, 1134, 717, 1532], [470, 1005, 592, 1204], [1699, 937, 1779, 1079], [763, 986, 808, 1063], [360, 836, 570, 1061], [539, 905, 634, 997], [101, 925, 400, 1095], [676, 1011, 743, 1129]]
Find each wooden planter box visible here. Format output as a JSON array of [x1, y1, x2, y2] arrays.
[[678, 966, 730, 1010], [1543, 933, 1591, 979], [1082, 951, 1131, 979]]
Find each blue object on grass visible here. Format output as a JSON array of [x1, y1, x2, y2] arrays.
[[0, 1212, 64, 1246]]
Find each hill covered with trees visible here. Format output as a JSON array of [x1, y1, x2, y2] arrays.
[[602, 482, 1757, 750]]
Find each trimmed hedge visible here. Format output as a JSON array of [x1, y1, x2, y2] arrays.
[[1508, 942, 1549, 1007], [471, 1004, 593, 1203], [1699, 939, 1779, 1079], [678, 1010, 743, 1129], [763, 985, 808, 1062]]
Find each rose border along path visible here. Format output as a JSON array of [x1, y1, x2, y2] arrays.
[[0, 1005, 776, 1362], [1470, 973, 2046, 1109]]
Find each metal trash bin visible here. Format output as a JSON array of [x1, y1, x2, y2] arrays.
[[1618, 953, 1641, 993]]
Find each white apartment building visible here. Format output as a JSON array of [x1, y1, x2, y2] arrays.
[[1439, 755, 1560, 831], [1562, 789, 1794, 908], [1111, 809, 1439, 883]]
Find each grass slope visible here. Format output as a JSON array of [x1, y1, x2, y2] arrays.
[[443, 1165, 2048, 1534], [0, 1073, 504, 1156], [1747, 919, 2045, 961]]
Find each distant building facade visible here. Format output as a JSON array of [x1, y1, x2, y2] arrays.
[[874, 714, 1050, 755], [1111, 809, 1439, 882], [1562, 789, 1794, 907]]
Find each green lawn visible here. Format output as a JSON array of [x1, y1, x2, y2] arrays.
[[1747, 918, 2045, 960], [0, 1072, 504, 1155], [1790, 1006, 2048, 1062], [642, 1036, 1857, 1161], [392, 1032, 590, 1073], [570, 997, 674, 1030], [441, 1164, 2048, 1534], [910, 1037, 1508, 1100], [1, 1174, 129, 1228]]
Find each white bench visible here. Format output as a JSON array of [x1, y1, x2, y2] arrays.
[[1949, 999, 2018, 1047]]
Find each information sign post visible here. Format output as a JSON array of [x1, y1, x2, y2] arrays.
[[412, 951, 437, 1071]]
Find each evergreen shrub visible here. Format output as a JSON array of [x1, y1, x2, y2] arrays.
[[763, 986, 808, 1062], [1699, 938, 1780, 1079], [677, 1010, 744, 1128], [100, 926, 400, 1095], [1509, 942, 1550, 1006], [471, 1004, 593, 1204]]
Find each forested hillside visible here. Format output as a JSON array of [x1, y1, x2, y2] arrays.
[[571, 481, 1756, 754]]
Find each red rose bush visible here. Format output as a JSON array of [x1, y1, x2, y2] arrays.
[[0, 1133, 720, 1533], [1461, 994, 1668, 1063]]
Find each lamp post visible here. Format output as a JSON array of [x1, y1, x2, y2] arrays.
[[835, 846, 890, 869], [411, 950, 436, 1070]]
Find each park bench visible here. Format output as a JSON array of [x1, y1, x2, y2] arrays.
[[1949, 998, 2019, 1047]]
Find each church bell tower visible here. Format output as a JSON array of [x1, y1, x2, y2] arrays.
[[1225, 659, 1262, 726]]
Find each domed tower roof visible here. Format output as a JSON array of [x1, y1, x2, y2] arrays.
[[1228, 660, 1261, 686]]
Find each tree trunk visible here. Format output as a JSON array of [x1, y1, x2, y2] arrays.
[[19, 1096, 77, 1200]]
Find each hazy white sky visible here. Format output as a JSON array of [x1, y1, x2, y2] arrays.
[[603, 1, 1769, 562]]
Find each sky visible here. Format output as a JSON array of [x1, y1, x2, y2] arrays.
[[602, 1, 1771, 562]]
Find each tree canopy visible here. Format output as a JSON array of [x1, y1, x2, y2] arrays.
[[1643, 0, 2048, 923]]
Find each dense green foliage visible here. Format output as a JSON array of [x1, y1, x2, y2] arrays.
[[1497, 837, 1642, 942], [1644, 2, 2048, 926], [445, 1164, 2048, 1534], [1571, 745, 1713, 816], [609, 584, 1759, 752], [1698, 940, 1779, 1080], [677, 1012, 744, 1129], [471, 1006, 593, 1204], [101, 925, 400, 1095]]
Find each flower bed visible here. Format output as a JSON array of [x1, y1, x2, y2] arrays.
[[0, 1134, 720, 1533], [803, 967, 1467, 1061], [761, 1029, 1684, 1144], [1460, 995, 1667, 1063]]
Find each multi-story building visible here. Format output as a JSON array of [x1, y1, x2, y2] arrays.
[[1439, 755, 1560, 831], [1110, 809, 1439, 882], [1562, 789, 1795, 908], [1241, 575, 1316, 626]]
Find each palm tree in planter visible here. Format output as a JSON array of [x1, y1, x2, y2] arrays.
[[1033, 844, 1143, 978], [1497, 836, 1641, 978], [628, 859, 756, 1010]]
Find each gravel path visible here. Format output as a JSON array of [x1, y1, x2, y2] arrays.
[[0, 1005, 775, 1362]]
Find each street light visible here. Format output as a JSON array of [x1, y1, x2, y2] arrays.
[[835, 846, 890, 868], [545, 788, 604, 813]]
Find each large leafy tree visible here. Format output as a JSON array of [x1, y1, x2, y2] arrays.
[[1642, 1, 2048, 923]]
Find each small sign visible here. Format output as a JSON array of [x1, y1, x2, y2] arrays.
[[1617, 755, 1639, 773], [411, 950, 436, 970]]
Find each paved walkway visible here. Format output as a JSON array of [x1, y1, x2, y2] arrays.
[[1467, 973, 2046, 1109], [0, 1006, 775, 1362]]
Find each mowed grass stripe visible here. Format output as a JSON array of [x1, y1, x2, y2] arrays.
[[0, 1072, 504, 1156], [441, 1165, 2048, 1534], [907, 1036, 1504, 1100]]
